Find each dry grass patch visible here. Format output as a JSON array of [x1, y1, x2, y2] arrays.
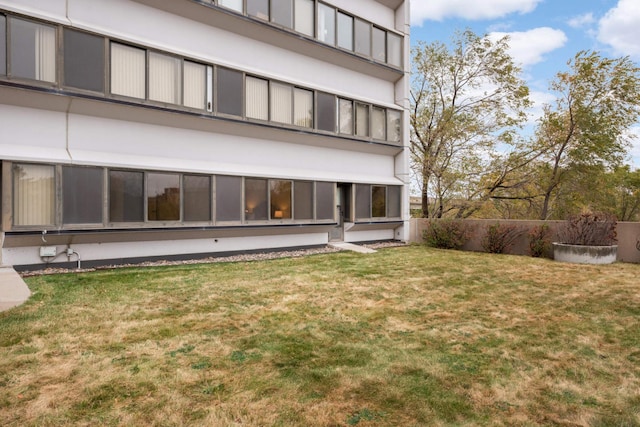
[[1, 246, 639, 426]]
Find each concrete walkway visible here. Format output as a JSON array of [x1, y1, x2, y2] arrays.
[[328, 242, 377, 254], [0, 266, 31, 312]]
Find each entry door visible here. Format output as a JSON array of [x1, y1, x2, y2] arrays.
[[329, 184, 350, 241]]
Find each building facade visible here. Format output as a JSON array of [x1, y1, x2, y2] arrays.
[[0, 0, 410, 269]]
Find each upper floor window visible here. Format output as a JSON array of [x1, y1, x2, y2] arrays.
[[246, 75, 269, 120], [317, 3, 335, 45], [372, 27, 386, 62], [337, 12, 353, 51], [183, 61, 208, 110], [64, 28, 105, 92], [247, 0, 269, 20], [271, 0, 293, 28], [294, 0, 314, 36], [388, 33, 402, 68], [294, 88, 313, 128], [219, 0, 243, 13], [217, 67, 243, 116], [317, 92, 336, 133], [354, 19, 370, 57], [1, 15, 7, 75], [9, 17, 56, 83], [149, 52, 182, 105], [111, 42, 146, 99]]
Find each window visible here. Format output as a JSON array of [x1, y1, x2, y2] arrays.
[[317, 92, 336, 132], [270, 180, 292, 219], [388, 186, 401, 218], [0, 15, 5, 75], [355, 103, 369, 137], [339, 98, 353, 134], [109, 170, 143, 222], [372, 27, 386, 62], [13, 164, 55, 226], [149, 52, 182, 104], [247, 0, 269, 20], [355, 184, 370, 219], [246, 76, 269, 120], [354, 19, 370, 56], [183, 61, 207, 110], [387, 109, 401, 143], [294, 0, 314, 36], [270, 82, 293, 125], [216, 175, 242, 221], [219, 0, 242, 13], [272, 0, 293, 28], [294, 181, 313, 220], [337, 12, 353, 51], [372, 106, 385, 140], [110, 43, 145, 99], [217, 67, 243, 116], [294, 88, 313, 128], [317, 3, 335, 45], [184, 175, 211, 221], [147, 173, 180, 221], [372, 185, 386, 217], [63, 29, 105, 92], [63, 166, 103, 224], [315, 182, 334, 220], [245, 178, 268, 220], [10, 18, 56, 82], [388, 32, 402, 67]]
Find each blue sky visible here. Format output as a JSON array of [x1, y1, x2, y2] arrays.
[[409, 0, 640, 168]]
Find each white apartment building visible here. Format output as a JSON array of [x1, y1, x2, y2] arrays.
[[0, 0, 410, 269]]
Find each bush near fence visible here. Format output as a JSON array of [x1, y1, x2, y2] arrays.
[[410, 218, 640, 263]]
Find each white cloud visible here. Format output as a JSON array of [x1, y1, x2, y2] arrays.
[[487, 28, 568, 67], [527, 90, 556, 125], [411, 0, 542, 25], [568, 13, 595, 29], [598, 0, 640, 58]]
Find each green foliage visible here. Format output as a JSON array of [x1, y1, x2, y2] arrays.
[[423, 219, 471, 250], [558, 211, 617, 246], [528, 224, 552, 258], [481, 223, 524, 254]]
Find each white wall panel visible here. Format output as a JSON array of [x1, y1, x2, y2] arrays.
[[328, 0, 396, 30], [0, 0, 68, 24], [67, 114, 400, 184]]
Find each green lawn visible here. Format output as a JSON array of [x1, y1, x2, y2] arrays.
[[1, 246, 639, 426]]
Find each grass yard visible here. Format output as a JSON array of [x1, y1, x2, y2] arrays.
[[1, 246, 639, 426]]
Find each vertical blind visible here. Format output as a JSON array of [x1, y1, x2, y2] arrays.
[[149, 52, 181, 104], [111, 43, 145, 99], [13, 164, 55, 226], [183, 61, 206, 109], [294, 88, 313, 128], [35, 25, 56, 82], [270, 82, 292, 124], [246, 76, 269, 120], [294, 0, 314, 36]]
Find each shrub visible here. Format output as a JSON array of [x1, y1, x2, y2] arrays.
[[528, 224, 551, 258], [423, 219, 471, 250], [557, 211, 617, 246], [481, 223, 524, 254]]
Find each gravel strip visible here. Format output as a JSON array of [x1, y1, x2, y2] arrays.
[[19, 241, 407, 277]]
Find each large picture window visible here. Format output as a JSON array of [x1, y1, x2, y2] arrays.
[[184, 175, 211, 221], [63, 166, 103, 224], [245, 178, 268, 220], [294, 0, 314, 36], [294, 88, 313, 128], [110, 43, 146, 99], [217, 67, 243, 116], [317, 92, 336, 132], [294, 181, 313, 220], [270, 180, 292, 219], [216, 175, 242, 222], [109, 170, 143, 222], [147, 173, 180, 221], [13, 164, 55, 226], [315, 182, 335, 220], [63, 29, 105, 92], [10, 18, 56, 82], [149, 52, 182, 104]]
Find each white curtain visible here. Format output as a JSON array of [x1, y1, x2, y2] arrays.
[[372, 107, 386, 140], [294, 88, 313, 128], [270, 82, 292, 124], [13, 164, 55, 226], [149, 52, 181, 104], [219, 0, 242, 12], [339, 99, 353, 134], [246, 76, 269, 120], [111, 43, 146, 99], [35, 24, 55, 82], [183, 61, 206, 109], [294, 0, 314, 36]]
